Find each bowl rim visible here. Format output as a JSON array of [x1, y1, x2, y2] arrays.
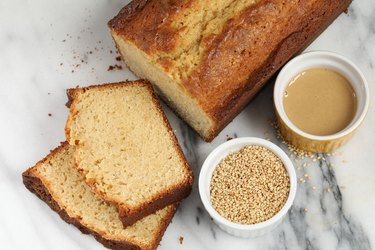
[[273, 50, 370, 141], [198, 137, 297, 231]]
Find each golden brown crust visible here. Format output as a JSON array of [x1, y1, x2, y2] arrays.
[[22, 144, 178, 250], [108, 0, 194, 54], [109, 0, 352, 142], [65, 81, 193, 227]]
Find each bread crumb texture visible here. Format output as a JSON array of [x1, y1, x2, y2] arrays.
[[210, 145, 290, 224], [35, 143, 173, 247], [67, 83, 191, 208], [112, 0, 259, 81]]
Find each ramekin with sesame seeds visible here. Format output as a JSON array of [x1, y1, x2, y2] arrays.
[[199, 137, 297, 238]]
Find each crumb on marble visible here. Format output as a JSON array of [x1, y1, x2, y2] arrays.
[[107, 64, 123, 71], [48, 113, 52, 117], [179, 236, 184, 245], [116, 56, 122, 61]]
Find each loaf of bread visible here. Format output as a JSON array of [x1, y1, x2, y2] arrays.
[[22, 142, 177, 250], [109, 0, 352, 141], [65, 80, 193, 227]]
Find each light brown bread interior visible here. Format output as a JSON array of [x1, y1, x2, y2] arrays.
[[22, 142, 177, 250], [111, 36, 214, 140], [65, 81, 193, 226]]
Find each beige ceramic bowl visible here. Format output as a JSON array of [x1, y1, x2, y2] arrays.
[[274, 51, 369, 152]]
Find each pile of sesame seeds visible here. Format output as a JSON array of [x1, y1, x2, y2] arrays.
[[272, 121, 338, 194], [210, 145, 290, 225]]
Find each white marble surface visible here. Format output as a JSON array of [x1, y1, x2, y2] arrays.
[[1, 0, 374, 249]]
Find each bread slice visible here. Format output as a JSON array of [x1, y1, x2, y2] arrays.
[[22, 142, 177, 250], [108, 0, 352, 141], [65, 80, 193, 227]]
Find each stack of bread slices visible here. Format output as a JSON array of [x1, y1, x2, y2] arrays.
[[22, 80, 193, 250]]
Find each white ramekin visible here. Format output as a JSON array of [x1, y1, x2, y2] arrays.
[[274, 51, 370, 152], [199, 137, 297, 238]]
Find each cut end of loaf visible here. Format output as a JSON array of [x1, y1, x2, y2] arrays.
[[110, 33, 215, 141]]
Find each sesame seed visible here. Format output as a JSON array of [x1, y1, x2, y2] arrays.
[[210, 145, 290, 225]]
